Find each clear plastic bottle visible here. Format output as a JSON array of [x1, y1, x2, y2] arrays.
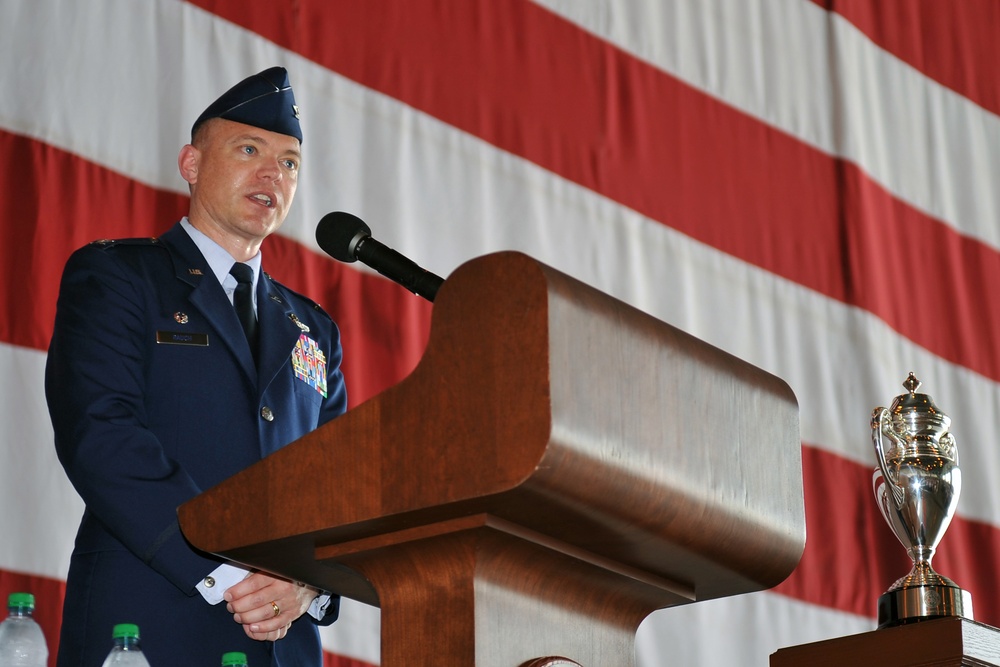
[[100, 623, 151, 667], [221, 651, 248, 667], [0, 592, 48, 667]]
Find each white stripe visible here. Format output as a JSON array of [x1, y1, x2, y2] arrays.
[[320, 598, 381, 664], [531, 0, 1000, 251], [0, 344, 83, 580], [637, 592, 874, 665]]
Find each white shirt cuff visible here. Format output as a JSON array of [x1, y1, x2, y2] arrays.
[[197, 566, 331, 620], [308, 593, 333, 621], [196, 563, 249, 604]]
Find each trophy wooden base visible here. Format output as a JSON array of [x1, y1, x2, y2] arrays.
[[770, 617, 1000, 667]]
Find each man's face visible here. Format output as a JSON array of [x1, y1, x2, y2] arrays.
[[183, 119, 301, 248]]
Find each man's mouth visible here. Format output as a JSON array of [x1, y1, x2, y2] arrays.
[[250, 193, 274, 208]]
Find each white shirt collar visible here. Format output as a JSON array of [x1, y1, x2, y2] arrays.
[[180, 218, 262, 304]]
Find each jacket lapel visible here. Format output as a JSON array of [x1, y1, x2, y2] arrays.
[[158, 224, 257, 385], [256, 274, 304, 391]]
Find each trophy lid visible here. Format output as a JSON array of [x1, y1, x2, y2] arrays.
[[888, 372, 951, 439]]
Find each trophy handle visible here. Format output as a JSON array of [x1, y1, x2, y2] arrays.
[[871, 407, 904, 508]]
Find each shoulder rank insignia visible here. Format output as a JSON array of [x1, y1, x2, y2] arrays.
[[90, 237, 159, 247]]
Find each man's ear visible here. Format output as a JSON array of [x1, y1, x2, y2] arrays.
[[178, 144, 200, 185]]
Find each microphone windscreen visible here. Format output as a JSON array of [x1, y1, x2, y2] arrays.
[[315, 211, 372, 263]]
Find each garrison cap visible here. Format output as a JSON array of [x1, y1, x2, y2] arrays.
[[191, 66, 302, 143]]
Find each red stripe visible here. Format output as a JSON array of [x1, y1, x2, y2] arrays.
[[188, 0, 1000, 384], [324, 652, 377, 667], [811, 0, 1000, 117], [0, 128, 430, 406], [0, 130, 185, 354], [775, 444, 1000, 626]]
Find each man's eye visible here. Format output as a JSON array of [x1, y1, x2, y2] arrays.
[[242, 145, 256, 155], [283, 159, 298, 170]]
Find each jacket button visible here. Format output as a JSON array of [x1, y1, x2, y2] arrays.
[[260, 406, 274, 422]]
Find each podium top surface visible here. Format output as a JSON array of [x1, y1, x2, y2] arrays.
[[180, 251, 804, 606]]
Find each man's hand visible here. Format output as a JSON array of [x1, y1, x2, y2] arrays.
[[224, 572, 319, 641]]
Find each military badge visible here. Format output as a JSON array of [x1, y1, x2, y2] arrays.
[[291, 334, 327, 397]]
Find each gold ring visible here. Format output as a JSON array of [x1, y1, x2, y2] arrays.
[[271, 600, 280, 617]]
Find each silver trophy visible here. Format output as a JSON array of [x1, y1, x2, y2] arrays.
[[871, 372, 973, 628]]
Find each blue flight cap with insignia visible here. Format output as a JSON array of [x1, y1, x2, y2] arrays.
[[191, 66, 302, 143]]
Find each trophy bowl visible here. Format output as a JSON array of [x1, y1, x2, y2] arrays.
[[871, 372, 972, 628]]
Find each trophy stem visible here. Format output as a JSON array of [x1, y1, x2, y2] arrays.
[[889, 557, 954, 592], [909, 545, 933, 566], [877, 507, 973, 629]]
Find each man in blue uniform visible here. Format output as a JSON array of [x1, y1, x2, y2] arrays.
[[45, 67, 348, 666]]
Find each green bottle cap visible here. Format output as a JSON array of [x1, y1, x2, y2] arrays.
[[222, 651, 248, 666], [111, 623, 141, 640], [7, 593, 35, 610]]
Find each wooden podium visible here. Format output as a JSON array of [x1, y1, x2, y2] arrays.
[[179, 251, 806, 666]]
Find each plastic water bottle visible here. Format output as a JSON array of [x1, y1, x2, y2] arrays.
[[221, 651, 248, 667], [0, 592, 48, 666], [100, 624, 150, 667]]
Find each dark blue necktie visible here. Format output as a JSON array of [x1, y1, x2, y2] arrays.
[[229, 262, 258, 362]]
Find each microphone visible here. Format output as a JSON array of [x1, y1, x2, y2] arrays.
[[315, 211, 445, 302]]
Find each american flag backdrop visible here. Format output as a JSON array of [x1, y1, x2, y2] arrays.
[[2, 0, 1000, 665]]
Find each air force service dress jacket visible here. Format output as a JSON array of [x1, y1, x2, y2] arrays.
[[45, 220, 348, 666]]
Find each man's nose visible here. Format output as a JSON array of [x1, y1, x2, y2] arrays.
[[257, 160, 282, 180]]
